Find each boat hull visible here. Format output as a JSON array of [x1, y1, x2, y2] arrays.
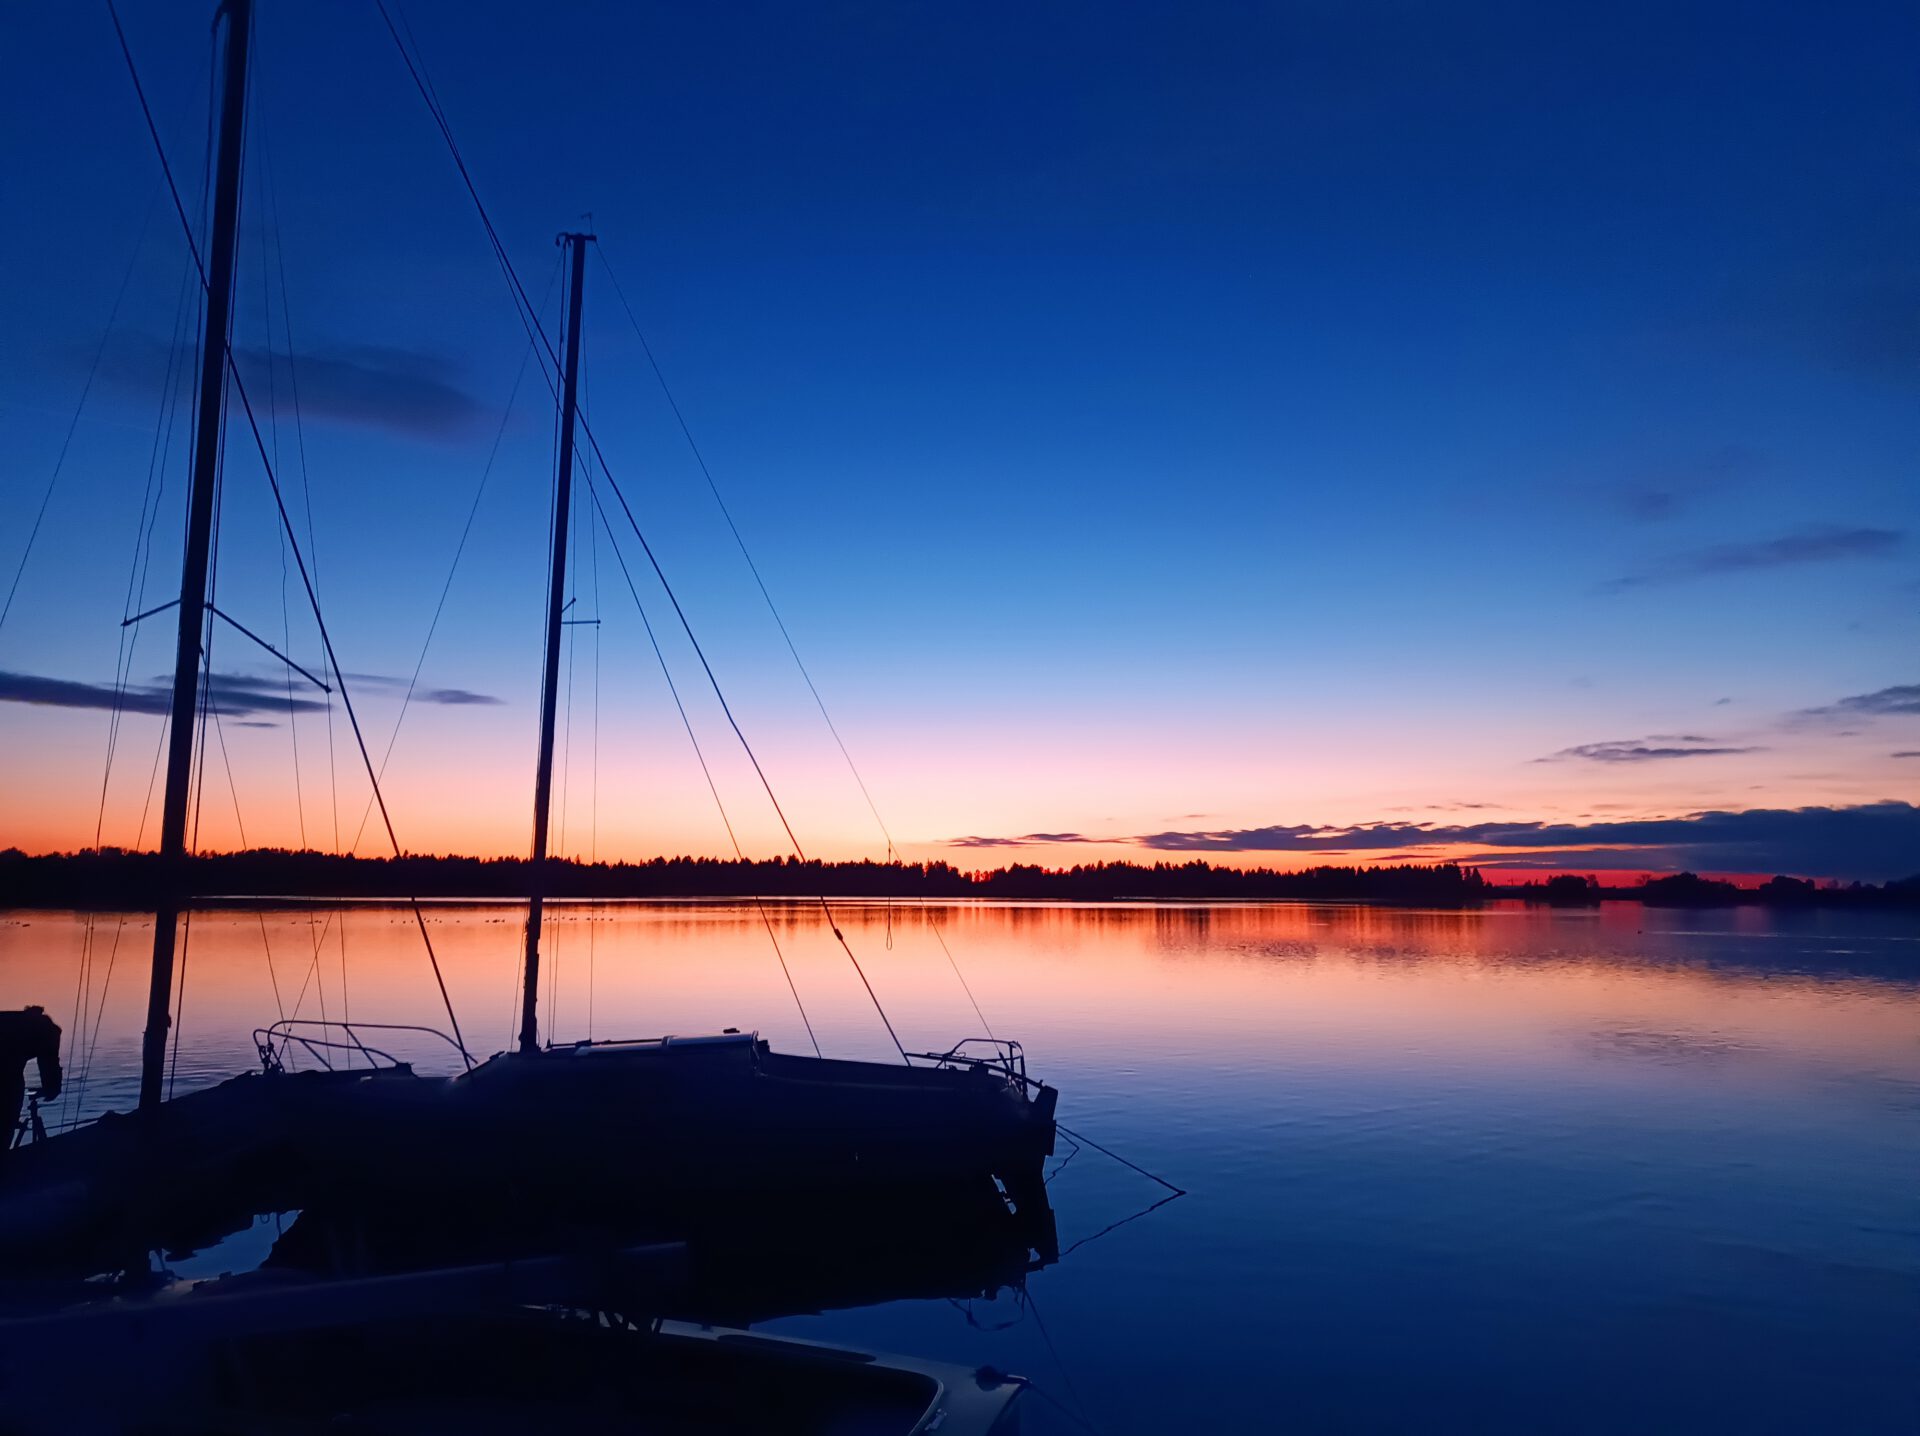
[[0, 1035, 1057, 1281]]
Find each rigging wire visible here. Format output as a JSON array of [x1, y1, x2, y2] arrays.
[[601, 473, 904, 1058], [1054, 1188, 1185, 1263], [586, 421, 601, 1042], [0, 190, 158, 638], [583, 472, 822, 1058], [233, 349, 468, 1063], [70, 204, 210, 1121], [374, 3, 900, 1057], [171, 35, 239, 1099], [590, 249, 894, 839], [68, 253, 201, 1128], [256, 81, 341, 1052], [108, 0, 472, 1069], [588, 438, 904, 1058], [242, 84, 296, 1032], [591, 245, 995, 1039], [1054, 1121, 1185, 1196], [1022, 1288, 1108, 1436], [342, 254, 562, 856], [206, 698, 289, 1027], [1001, 1375, 1112, 1436], [174, 446, 228, 1102], [256, 70, 349, 1028], [256, 113, 309, 852]]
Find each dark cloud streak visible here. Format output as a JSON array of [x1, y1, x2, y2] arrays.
[[0, 669, 323, 718], [1126, 802, 1920, 880], [237, 344, 483, 439], [1600, 525, 1902, 592], [949, 831, 1108, 849], [1826, 683, 1920, 717], [0, 668, 501, 718], [91, 336, 484, 440], [1539, 735, 1763, 763]]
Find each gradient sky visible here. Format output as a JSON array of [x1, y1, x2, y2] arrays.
[[2, 1, 1916, 879]]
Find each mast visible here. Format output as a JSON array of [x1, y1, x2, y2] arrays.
[[139, 0, 252, 1112], [519, 230, 592, 1055]]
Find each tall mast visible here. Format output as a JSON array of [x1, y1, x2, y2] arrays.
[[519, 230, 593, 1055], [139, 0, 252, 1113]]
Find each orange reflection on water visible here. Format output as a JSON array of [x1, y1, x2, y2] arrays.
[[2, 900, 1915, 1125]]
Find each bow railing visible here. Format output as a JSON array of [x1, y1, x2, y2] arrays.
[[255, 1019, 470, 1075], [904, 1038, 1039, 1090]]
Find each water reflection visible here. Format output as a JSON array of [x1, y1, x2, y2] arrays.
[[4, 901, 1918, 1433]]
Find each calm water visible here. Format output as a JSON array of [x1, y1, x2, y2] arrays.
[[4, 900, 1917, 1433]]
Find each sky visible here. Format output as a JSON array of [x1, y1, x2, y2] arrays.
[[1, 1, 1916, 880]]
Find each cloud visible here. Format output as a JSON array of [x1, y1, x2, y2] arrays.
[[1766, 270, 1920, 386], [0, 669, 324, 718], [1538, 735, 1764, 764], [1600, 447, 1761, 525], [236, 344, 483, 438], [1791, 682, 1920, 728], [1893, 751, 1920, 759], [1124, 802, 1920, 880], [339, 673, 501, 706], [94, 336, 483, 440], [1600, 525, 1903, 592], [1611, 486, 1681, 522], [0, 671, 173, 716], [417, 686, 503, 706], [1824, 683, 1920, 717], [0, 668, 501, 718], [949, 831, 1109, 849]]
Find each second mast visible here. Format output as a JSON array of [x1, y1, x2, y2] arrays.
[[519, 230, 593, 1055]]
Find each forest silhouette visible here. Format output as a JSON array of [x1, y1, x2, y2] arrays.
[[3, 848, 1915, 910]]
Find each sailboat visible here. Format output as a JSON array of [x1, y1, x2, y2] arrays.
[[320, 226, 1059, 1238], [1, 0, 1055, 1280]]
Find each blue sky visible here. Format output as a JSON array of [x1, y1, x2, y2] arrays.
[[1, 1, 1916, 876]]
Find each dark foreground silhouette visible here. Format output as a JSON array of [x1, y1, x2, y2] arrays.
[[3, 848, 1916, 909]]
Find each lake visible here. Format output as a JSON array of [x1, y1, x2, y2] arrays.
[[4, 899, 1916, 1433]]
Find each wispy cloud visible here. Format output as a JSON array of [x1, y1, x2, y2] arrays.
[[949, 831, 1109, 849], [0, 668, 501, 718], [237, 344, 483, 439], [1538, 735, 1763, 764], [1791, 682, 1920, 728], [0, 669, 325, 719], [340, 674, 501, 705], [94, 336, 484, 440], [1745, 267, 1920, 386], [1826, 683, 1920, 717], [1893, 751, 1920, 759], [1599, 525, 1903, 592], [0, 671, 174, 716], [1599, 446, 1761, 525], [1611, 486, 1682, 522]]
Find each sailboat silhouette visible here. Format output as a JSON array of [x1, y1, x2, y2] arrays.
[[1, 0, 1055, 1281]]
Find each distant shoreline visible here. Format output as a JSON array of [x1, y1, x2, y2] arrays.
[[3, 848, 1915, 911]]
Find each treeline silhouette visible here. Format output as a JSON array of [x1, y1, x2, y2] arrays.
[[2, 848, 1491, 907], [4, 848, 1917, 909], [1510, 871, 1920, 908]]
